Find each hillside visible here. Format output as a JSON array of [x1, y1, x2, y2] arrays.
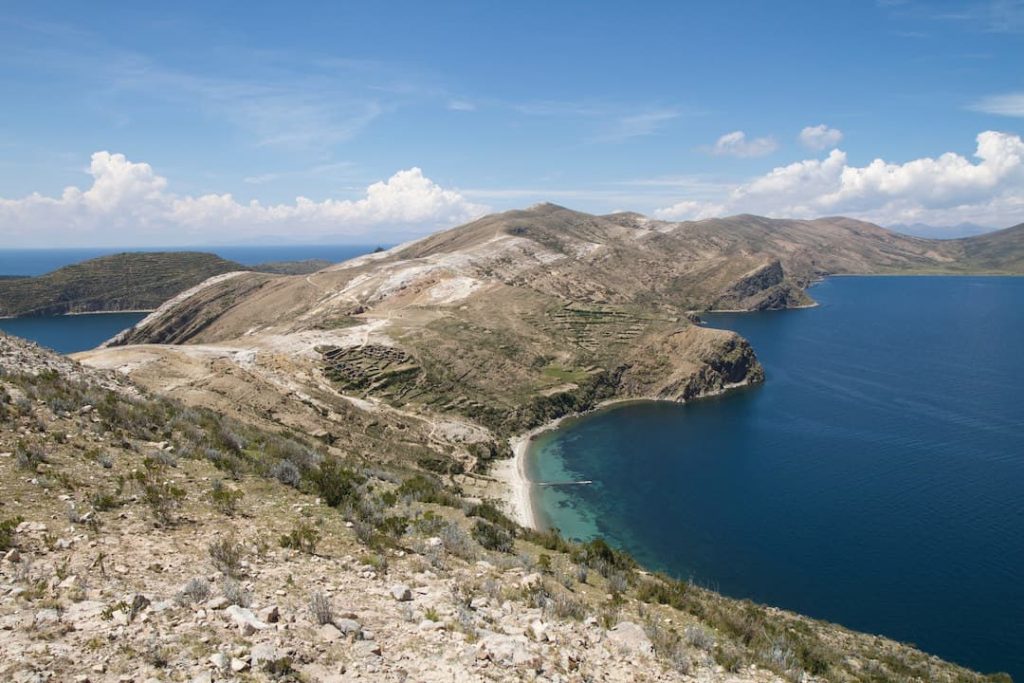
[[62, 206, 1021, 680], [0, 253, 339, 318], [0, 252, 243, 318], [82, 206, 1023, 441], [1, 331, 1009, 682]]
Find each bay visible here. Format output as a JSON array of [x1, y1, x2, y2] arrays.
[[528, 276, 1024, 678]]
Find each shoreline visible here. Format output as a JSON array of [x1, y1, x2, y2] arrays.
[[0, 309, 154, 321], [500, 382, 756, 531]]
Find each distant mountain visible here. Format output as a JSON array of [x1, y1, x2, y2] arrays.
[[886, 221, 997, 239]]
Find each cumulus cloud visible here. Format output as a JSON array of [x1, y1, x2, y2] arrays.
[[656, 131, 1024, 227], [799, 124, 844, 150], [0, 152, 487, 246], [709, 131, 779, 158]]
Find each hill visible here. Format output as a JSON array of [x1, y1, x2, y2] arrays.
[[0, 253, 339, 318], [1, 331, 1009, 682], [0, 252, 244, 318]]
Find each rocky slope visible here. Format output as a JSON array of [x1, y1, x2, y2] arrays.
[[0, 332, 1010, 682]]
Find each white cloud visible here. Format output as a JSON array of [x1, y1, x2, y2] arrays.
[[447, 99, 477, 112], [710, 131, 779, 158], [592, 109, 680, 143], [799, 124, 844, 150], [656, 131, 1024, 227], [970, 92, 1024, 117], [0, 152, 488, 246]]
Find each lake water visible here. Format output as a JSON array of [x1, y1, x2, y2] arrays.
[[0, 313, 149, 354], [528, 276, 1024, 678]]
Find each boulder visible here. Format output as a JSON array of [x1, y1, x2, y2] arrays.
[[318, 623, 342, 642], [607, 621, 653, 655], [209, 652, 230, 671], [389, 584, 413, 602], [225, 605, 269, 635]]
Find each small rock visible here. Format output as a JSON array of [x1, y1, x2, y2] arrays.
[[250, 643, 280, 668], [230, 657, 249, 673], [319, 623, 342, 641], [389, 584, 412, 602], [418, 619, 445, 631], [607, 621, 653, 655], [257, 605, 280, 623], [225, 605, 269, 634], [3, 548, 20, 563], [204, 596, 229, 610], [209, 653, 230, 670], [190, 673, 213, 683], [335, 618, 361, 636]]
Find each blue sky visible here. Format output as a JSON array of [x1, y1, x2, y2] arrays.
[[1, 1, 1022, 246]]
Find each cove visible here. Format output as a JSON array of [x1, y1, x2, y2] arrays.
[[527, 276, 1024, 678], [0, 312, 148, 354]]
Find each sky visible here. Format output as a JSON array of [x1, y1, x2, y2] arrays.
[[0, 0, 1022, 247]]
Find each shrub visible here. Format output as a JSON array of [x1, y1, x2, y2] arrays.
[[0, 516, 23, 551], [472, 520, 515, 554], [309, 592, 333, 625], [270, 460, 301, 488], [174, 578, 211, 606], [310, 459, 361, 508], [221, 577, 251, 607], [134, 462, 185, 526], [208, 535, 244, 577], [550, 593, 587, 621], [210, 480, 243, 516], [15, 441, 48, 471], [279, 521, 320, 555], [439, 522, 477, 560]]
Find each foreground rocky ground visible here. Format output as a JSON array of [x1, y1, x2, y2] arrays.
[[0, 333, 1010, 682]]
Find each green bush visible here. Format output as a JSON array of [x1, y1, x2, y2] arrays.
[[309, 459, 362, 508], [279, 521, 320, 555], [210, 480, 243, 516], [471, 520, 515, 553], [0, 516, 23, 551]]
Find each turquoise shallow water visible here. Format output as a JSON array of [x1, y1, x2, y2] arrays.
[[528, 276, 1024, 678]]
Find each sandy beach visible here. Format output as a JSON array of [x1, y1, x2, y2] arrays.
[[495, 385, 758, 532]]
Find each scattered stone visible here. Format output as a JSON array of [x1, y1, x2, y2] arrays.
[[3, 548, 20, 563], [190, 673, 213, 683], [607, 621, 653, 655], [257, 604, 280, 623], [318, 623, 342, 641], [204, 596, 229, 610], [335, 618, 362, 636], [230, 657, 248, 673], [225, 605, 269, 635], [389, 584, 412, 602], [250, 643, 280, 668], [209, 653, 230, 671]]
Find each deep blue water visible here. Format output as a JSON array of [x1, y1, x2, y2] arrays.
[[0, 312, 148, 354], [0, 245, 382, 277], [529, 276, 1024, 678]]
